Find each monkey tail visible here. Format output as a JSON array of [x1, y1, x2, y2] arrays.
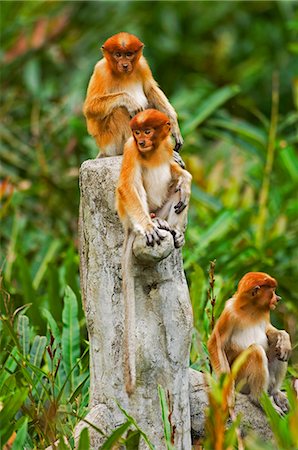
[[122, 231, 136, 395]]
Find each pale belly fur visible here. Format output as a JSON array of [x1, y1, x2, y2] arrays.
[[143, 164, 172, 211], [230, 321, 268, 351], [125, 82, 148, 109]]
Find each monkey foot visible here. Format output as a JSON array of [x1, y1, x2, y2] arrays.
[[171, 230, 185, 248], [133, 230, 174, 264]]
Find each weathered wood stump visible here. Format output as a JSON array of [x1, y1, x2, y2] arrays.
[[77, 157, 193, 449]]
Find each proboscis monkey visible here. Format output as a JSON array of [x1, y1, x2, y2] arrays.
[[116, 109, 192, 394], [83, 32, 183, 157], [208, 272, 291, 413]]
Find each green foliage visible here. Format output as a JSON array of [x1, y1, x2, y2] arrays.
[[260, 385, 298, 450], [0, 288, 89, 449]]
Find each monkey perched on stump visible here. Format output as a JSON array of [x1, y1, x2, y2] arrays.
[[116, 109, 192, 394], [83, 32, 183, 157], [208, 272, 291, 414]]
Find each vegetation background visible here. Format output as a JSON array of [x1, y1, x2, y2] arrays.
[[1, 1, 297, 449]]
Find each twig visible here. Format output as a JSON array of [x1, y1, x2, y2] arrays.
[[207, 259, 216, 332]]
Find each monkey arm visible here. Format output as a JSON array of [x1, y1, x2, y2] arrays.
[[117, 146, 154, 231], [83, 92, 142, 119], [144, 81, 183, 151], [170, 162, 192, 213], [266, 324, 291, 362], [208, 311, 234, 374]]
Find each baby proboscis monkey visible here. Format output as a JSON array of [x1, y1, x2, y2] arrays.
[[116, 109, 192, 394]]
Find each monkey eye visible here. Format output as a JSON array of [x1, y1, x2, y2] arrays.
[[126, 52, 133, 57], [144, 129, 151, 135], [134, 130, 141, 135], [114, 52, 122, 58]]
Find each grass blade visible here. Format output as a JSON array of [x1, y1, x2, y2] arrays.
[[12, 418, 28, 450], [17, 315, 30, 357], [62, 286, 80, 392], [101, 421, 132, 450]]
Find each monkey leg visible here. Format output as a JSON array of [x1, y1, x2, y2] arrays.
[[268, 358, 289, 413], [94, 109, 131, 156], [173, 152, 186, 169], [266, 333, 290, 413], [236, 344, 269, 406], [154, 184, 189, 248]]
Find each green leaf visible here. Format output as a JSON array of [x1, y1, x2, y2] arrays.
[[182, 85, 240, 135], [0, 388, 28, 438], [62, 286, 80, 391], [17, 315, 30, 356], [158, 385, 175, 450], [116, 402, 155, 450], [30, 335, 47, 368], [16, 255, 35, 305], [278, 145, 298, 181], [32, 239, 61, 290], [23, 59, 41, 97], [0, 347, 19, 391], [124, 430, 141, 450], [42, 308, 62, 346], [190, 264, 206, 329], [12, 418, 28, 450], [208, 117, 267, 148], [191, 185, 222, 212], [77, 427, 90, 450], [101, 421, 132, 450], [68, 373, 89, 404]]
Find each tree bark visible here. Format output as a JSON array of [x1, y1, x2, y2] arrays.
[[77, 157, 193, 449]]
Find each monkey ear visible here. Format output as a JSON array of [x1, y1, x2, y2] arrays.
[[251, 286, 261, 297], [137, 43, 144, 52], [101, 45, 105, 54]]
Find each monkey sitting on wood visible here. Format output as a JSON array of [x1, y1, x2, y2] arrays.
[[83, 32, 183, 158], [116, 109, 192, 394], [208, 272, 291, 414]]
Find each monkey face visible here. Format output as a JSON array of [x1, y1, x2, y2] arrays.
[[102, 33, 144, 75], [112, 51, 137, 73], [252, 286, 281, 311], [133, 128, 155, 152]]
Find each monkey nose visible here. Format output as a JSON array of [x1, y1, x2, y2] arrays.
[[122, 64, 128, 69], [139, 140, 146, 147], [276, 295, 282, 302]]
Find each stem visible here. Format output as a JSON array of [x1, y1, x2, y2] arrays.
[[207, 259, 216, 332], [256, 72, 279, 248]]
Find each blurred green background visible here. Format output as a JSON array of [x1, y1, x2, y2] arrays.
[[1, 0, 298, 387], [1, 1, 298, 447]]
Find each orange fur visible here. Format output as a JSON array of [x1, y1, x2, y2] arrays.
[[116, 109, 191, 395], [116, 109, 191, 240], [83, 32, 183, 156], [207, 272, 291, 412]]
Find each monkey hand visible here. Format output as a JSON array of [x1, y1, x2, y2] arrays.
[[273, 391, 289, 414], [173, 152, 186, 169], [275, 331, 291, 361], [125, 95, 145, 117], [174, 178, 190, 214], [171, 229, 185, 248], [152, 217, 171, 231], [144, 223, 167, 247], [172, 129, 184, 153]]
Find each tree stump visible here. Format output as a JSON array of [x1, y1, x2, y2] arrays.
[[77, 157, 193, 449]]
